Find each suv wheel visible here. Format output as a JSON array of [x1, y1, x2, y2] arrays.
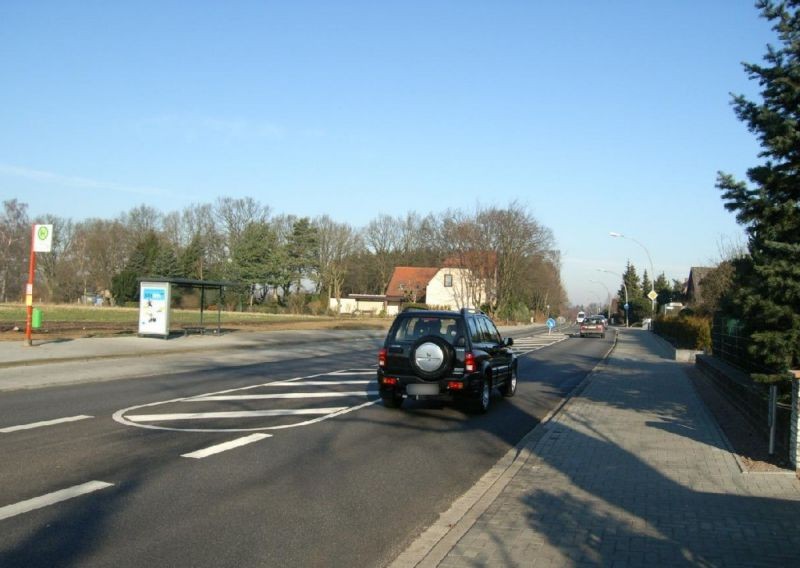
[[470, 378, 491, 414], [410, 336, 454, 380], [499, 366, 517, 397]]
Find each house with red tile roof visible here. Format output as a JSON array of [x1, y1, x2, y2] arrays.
[[384, 265, 485, 313], [329, 265, 486, 315]]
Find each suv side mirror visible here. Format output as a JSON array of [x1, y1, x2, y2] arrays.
[[504, 337, 514, 347]]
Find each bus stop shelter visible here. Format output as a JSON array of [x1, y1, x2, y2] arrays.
[[137, 277, 236, 337]]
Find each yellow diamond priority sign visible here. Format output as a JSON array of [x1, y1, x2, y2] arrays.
[[647, 289, 658, 301]]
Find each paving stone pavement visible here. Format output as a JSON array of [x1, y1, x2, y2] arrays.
[[424, 329, 800, 567]]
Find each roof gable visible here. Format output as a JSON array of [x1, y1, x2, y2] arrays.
[[385, 266, 441, 298]]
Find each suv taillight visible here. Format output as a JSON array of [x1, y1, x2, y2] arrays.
[[465, 352, 475, 373], [378, 348, 387, 368]]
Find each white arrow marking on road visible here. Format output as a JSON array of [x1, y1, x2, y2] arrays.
[[0, 481, 113, 521], [126, 407, 349, 422], [181, 433, 272, 459], [0, 415, 93, 433], [190, 391, 378, 401]]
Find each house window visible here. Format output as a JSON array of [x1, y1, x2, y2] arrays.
[[444, 274, 453, 287]]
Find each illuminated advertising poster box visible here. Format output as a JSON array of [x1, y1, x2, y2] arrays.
[[138, 281, 172, 338]]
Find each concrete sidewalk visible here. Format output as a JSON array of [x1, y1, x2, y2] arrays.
[[396, 329, 800, 567]]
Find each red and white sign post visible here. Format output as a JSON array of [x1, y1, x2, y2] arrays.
[[24, 224, 53, 346]]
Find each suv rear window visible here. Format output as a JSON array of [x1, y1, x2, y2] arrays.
[[390, 316, 460, 344]]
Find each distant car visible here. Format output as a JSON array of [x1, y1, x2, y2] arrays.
[[579, 316, 606, 338], [576, 311, 586, 324]]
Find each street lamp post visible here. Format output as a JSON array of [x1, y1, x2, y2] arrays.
[[609, 231, 657, 315], [598, 269, 628, 327]]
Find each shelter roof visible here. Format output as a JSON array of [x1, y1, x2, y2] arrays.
[[137, 277, 236, 289]]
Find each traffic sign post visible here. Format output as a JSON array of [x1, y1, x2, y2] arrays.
[[546, 317, 556, 335], [24, 224, 53, 346], [647, 289, 658, 316]]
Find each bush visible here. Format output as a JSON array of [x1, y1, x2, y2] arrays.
[[653, 315, 711, 350], [287, 293, 307, 314], [402, 302, 429, 311], [496, 301, 532, 324]]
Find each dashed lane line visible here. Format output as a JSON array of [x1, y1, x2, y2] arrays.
[[181, 433, 273, 459], [0, 481, 113, 521], [0, 415, 93, 434]]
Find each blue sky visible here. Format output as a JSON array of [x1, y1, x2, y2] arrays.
[[0, 1, 776, 305]]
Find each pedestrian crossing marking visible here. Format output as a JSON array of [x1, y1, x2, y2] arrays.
[[511, 334, 569, 355]]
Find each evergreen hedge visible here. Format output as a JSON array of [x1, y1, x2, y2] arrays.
[[653, 315, 711, 351]]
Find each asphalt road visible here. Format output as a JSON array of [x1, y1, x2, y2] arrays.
[[0, 328, 613, 567]]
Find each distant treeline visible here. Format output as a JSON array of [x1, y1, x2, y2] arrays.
[[0, 198, 565, 318]]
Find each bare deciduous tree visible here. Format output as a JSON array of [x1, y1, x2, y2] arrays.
[[0, 199, 30, 302], [314, 215, 361, 309]]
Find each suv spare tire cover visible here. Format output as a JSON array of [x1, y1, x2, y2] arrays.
[[410, 336, 454, 379]]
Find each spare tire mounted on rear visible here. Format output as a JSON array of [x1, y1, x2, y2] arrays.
[[410, 335, 454, 380]]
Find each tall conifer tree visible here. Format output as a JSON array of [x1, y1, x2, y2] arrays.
[[716, 0, 800, 382]]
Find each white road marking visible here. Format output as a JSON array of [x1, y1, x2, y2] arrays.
[[126, 407, 349, 422], [190, 391, 378, 401], [0, 481, 113, 521], [181, 433, 272, 459], [512, 334, 569, 355], [113, 368, 381, 433], [329, 370, 376, 375], [0, 415, 93, 434], [264, 380, 372, 387]]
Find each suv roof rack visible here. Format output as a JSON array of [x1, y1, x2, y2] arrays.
[[460, 307, 483, 316]]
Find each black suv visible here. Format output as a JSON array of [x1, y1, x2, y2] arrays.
[[377, 308, 517, 413]]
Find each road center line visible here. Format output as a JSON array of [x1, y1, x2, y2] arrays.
[[181, 433, 272, 459], [0, 415, 93, 434], [190, 391, 378, 401], [126, 407, 349, 422], [0, 481, 113, 521]]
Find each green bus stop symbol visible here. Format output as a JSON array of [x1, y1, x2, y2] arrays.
[[37, 226, 49, 240]]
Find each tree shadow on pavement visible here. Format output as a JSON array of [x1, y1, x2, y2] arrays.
[[448, 330, 800, 566], [453, 419, 800, 567]]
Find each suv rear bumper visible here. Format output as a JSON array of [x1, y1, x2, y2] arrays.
[[377, 370, 483, 401]]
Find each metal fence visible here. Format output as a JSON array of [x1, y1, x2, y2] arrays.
[[711, 314, 765, 374], [710, 314, 792, 457]]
